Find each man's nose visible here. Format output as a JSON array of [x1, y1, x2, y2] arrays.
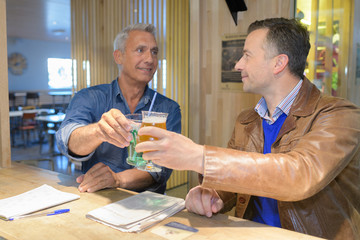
[[234, 57, 244, 72], [144, 50, 155, 64]]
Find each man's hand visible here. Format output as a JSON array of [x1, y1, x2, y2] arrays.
[[76, 162, 156, 193], [76, 162, 119, 193], [95, 109, 133, 148], [185, 186, 224, 217], [135, 127, 204, 174], [68, 109, 133, 156]]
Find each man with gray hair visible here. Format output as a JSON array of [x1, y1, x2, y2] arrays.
[[56, 23, 181, 194]]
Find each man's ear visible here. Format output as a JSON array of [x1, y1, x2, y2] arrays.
[[113, 49, 123, 65], [273, 54, 289, 74]]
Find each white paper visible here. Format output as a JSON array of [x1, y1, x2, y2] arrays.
[[0, 184, 80, 220], [86, 191, 185, 232]]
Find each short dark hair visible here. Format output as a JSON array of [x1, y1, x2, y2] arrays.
[[248, 18, 311, 78]]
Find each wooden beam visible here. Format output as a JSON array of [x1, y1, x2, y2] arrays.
[[0, 0, 12, 168]]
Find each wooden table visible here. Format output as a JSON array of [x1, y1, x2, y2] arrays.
[[0, 164, 323, 240], [9, 109, 55, 118]]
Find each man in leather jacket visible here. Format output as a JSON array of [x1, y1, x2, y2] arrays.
[[136, 18, 360, 240]]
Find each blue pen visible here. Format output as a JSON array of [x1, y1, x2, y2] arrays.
[[9, 209, 70, 221]]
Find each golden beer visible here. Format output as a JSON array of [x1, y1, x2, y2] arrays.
[[139, 116, 167, 142], [139, 111, 168, 172]]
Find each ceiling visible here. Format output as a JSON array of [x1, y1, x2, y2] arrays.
[[6, 0, 71, 43]]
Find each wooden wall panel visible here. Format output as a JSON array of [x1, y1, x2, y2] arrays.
[[0, 0, 11, 168], [188, 0, 294, 188], [165, 0, 189, 189]]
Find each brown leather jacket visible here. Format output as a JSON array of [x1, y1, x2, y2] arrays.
[[201, 78, 360, 240]]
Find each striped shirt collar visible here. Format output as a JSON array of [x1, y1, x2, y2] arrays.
[[255, 79, 303, 124]]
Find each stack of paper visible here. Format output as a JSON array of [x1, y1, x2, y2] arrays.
[[86, 191, 185, 233], [0, 184, 80, 221]]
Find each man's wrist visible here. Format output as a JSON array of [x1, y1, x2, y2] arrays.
[[195, 145, 205, 174], [114, 172, 123, 188]]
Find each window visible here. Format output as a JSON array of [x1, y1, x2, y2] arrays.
[[47, 58, 73, 89], [295, 0, 352, 97], [150, 59, 167, 95]]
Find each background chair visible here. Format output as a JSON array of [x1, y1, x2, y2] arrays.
[[9, 93, 19, 146], [9, 93, 16, 111], [39, 122, 56, 155], [67, 158, 82, 174], [25, 92, 40, 108], [18, 112, 38, 147]]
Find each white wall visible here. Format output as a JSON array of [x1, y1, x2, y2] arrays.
[[7, 37, 71, 92]]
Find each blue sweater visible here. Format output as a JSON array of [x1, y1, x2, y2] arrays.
[[251, 113, 287, 227]]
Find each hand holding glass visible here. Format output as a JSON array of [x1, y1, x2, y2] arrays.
[[139, 111, 168, 172]]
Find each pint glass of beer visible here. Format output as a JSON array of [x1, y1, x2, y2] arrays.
[[139, 111, 168, 172]]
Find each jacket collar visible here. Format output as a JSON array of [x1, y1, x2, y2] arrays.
[[236, 77, 322, 150], [239, 77, 321, 124], [288, 77, 321, 117]]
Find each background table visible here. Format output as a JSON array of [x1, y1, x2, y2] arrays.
[[9, 109, 56, 147], [35, 113, 65, 155], [0, 163, 323, 240], [35, 113, 65, 123], [9, 109, 55, 118], [48, 91, 72, 112]]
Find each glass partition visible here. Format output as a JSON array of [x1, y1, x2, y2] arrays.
[[296, 0, 352, 97]]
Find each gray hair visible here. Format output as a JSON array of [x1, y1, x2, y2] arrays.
[[113, 23, 156, 52]]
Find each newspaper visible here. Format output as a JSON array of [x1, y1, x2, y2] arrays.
[[86, 191, 185, 233]]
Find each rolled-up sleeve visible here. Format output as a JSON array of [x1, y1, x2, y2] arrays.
[[56, 122, 95, 161], [55, 88, 100, 162]]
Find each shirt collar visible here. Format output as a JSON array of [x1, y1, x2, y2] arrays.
[[112, 79, 153, 112], [255, 79, 303, 124]]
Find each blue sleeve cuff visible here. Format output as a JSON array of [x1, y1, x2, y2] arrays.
[[56, 122, 95, 161]]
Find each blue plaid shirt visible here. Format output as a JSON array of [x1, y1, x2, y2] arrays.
[[255, 79, 303, 124]]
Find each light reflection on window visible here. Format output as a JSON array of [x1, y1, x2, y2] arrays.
[[151, 59, 167, 95], [47, 58, 73, 89]]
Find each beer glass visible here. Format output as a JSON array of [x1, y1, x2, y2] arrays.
[[125, 113, 143, 167], [139, 111, 168, 172]]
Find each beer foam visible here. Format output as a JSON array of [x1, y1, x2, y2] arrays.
[[143, 116, 166, 123], [130, 122, 141, 131]]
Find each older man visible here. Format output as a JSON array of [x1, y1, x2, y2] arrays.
[[56, 23, 181, 194]]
